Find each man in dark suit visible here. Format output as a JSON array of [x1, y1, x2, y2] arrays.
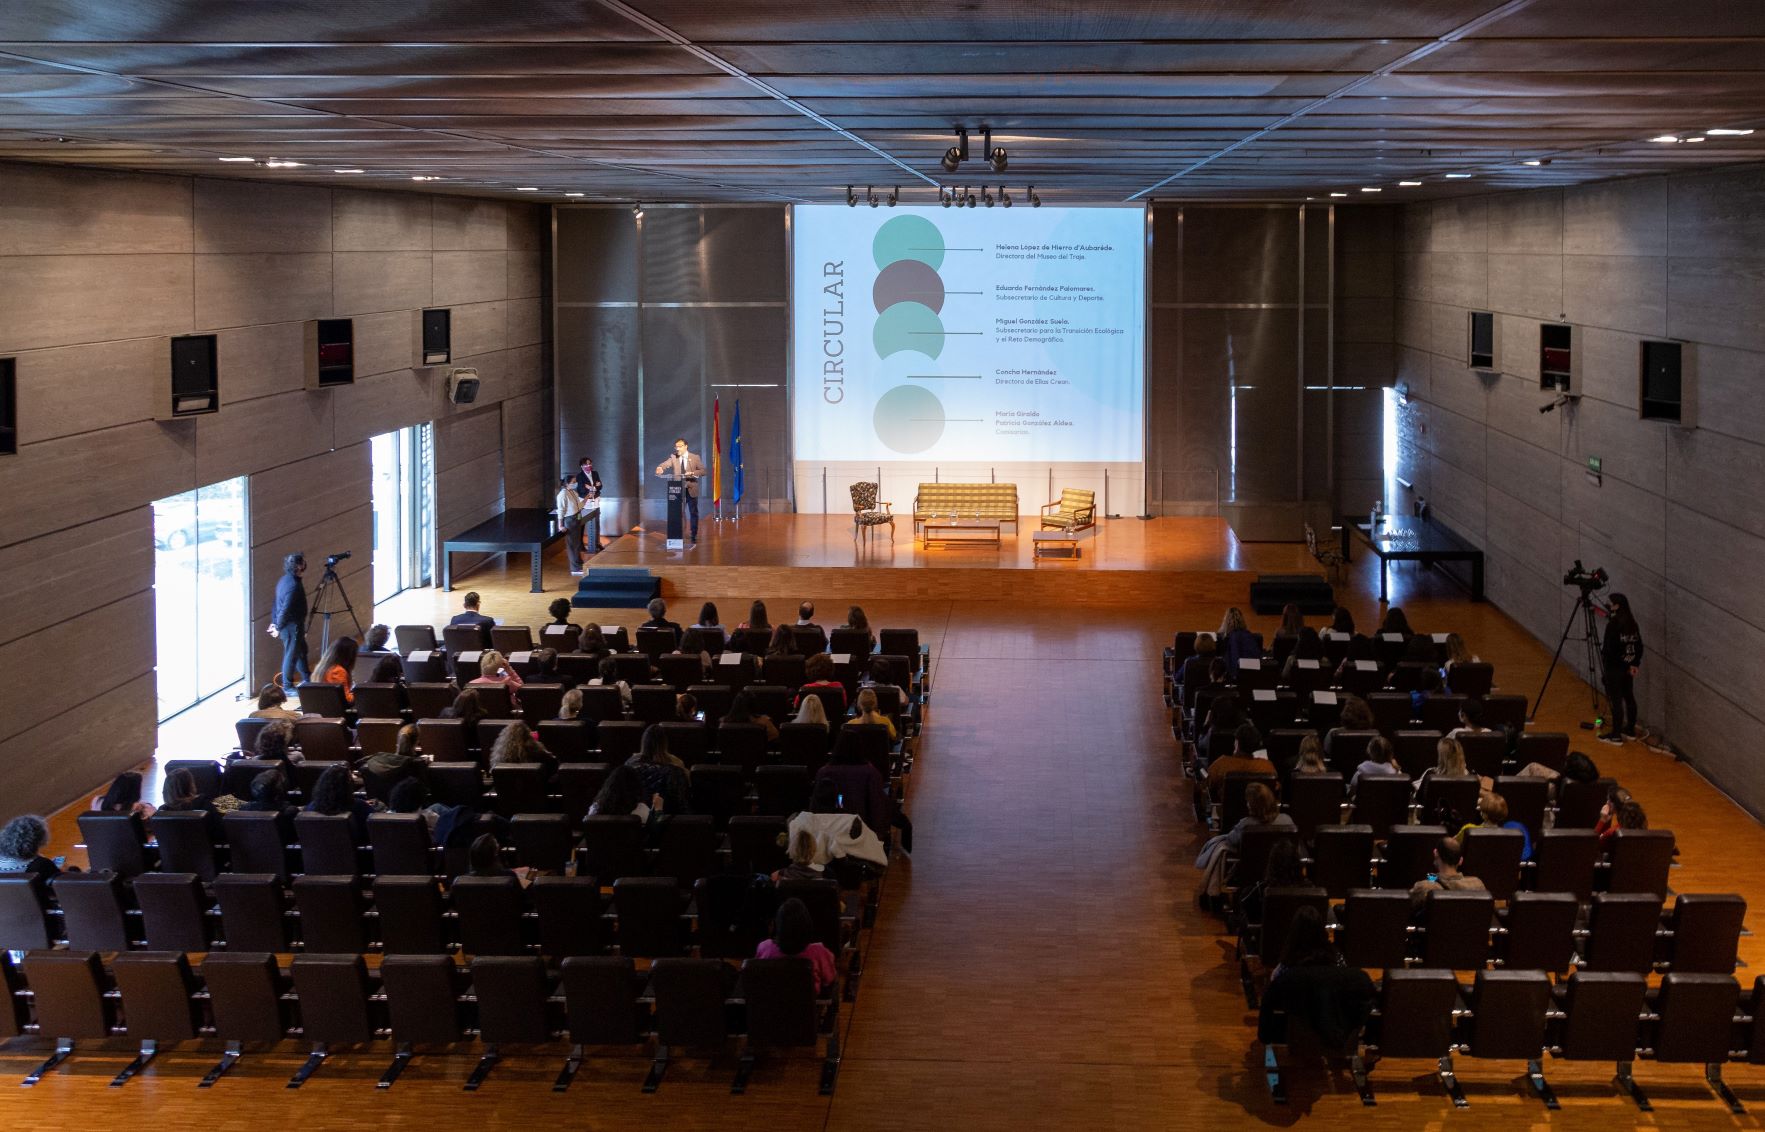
[[449, 591, 496, 647], [267, 552, 309, 687], [654, 437, 707, 542], [572, 455, 602, 501]]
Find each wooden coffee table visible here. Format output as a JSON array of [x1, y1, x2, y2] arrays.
[[1032, 530, 1081, 559], [922, 518, 1002, 548]]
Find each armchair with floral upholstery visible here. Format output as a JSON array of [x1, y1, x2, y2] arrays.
[[850, 481, 895, 542]]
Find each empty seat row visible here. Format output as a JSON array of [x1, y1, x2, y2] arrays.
[[3, 948, 839, 1094]]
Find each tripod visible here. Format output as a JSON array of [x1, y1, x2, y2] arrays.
[[1531, 589, 1607, 722], [306, 563, 365, 659]]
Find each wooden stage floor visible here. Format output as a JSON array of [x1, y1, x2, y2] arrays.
[[7, 518, 1765, 1130], [588, 514, 1315, 604]]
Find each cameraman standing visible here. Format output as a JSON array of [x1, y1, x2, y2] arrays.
[[268, 552, 309, 689], [1600, 592, 1644, 744]]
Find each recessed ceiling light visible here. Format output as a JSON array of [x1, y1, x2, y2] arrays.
[[515, 187, 539, 191], [1649, 134, 1681, 143], [263, 160, 303, 168], [1398, 180, 1422, 186], [1360, 187, 1381, 192], [564, 192, 584, 197], [1686, 136, 1706, 143], [217, 156, 255, 163], [410, 175, 440, 182], [1444, 173, 1473, 179], [333, 168, 364, 173], [1707, 128, 1755, 136], [1329, 192, 1348, 197], [1522, 159, 1543, 166]]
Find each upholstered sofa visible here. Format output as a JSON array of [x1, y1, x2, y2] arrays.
[[913, 482, 1019, 532]]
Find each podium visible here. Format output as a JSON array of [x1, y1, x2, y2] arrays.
[[664, 479, 686, 550]]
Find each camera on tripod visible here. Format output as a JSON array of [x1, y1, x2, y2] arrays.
[[323, 551, 351, 569], [1562, 560, 1608, 594]]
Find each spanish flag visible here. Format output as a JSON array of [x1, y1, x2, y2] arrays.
[[711, 396, 723, 511]]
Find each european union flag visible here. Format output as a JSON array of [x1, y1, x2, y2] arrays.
[[731, 399, 744, 504]]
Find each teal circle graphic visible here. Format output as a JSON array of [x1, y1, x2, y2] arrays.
[[873, 384, 946, 454], [873, 301, 945, 360], [871, 214, 945, 271]]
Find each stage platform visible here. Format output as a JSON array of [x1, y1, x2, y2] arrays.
[[587, 513, 1314, 605]]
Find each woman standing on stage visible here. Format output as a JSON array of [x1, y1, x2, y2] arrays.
[[1600, 593, 1645, 744]]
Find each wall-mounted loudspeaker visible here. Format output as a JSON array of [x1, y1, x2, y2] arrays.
[[306, 318, 355, 388], [158, 334, 219, 419], [419, 308, 451, 366], [446, 367, 481, 405], [0, 357, 16, 455]]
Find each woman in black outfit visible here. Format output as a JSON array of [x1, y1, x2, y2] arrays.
[[1600, 593, 1645, 743]]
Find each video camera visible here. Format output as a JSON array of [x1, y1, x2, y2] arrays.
[[1562, 560, 1608, 594], [323, 551, 352, 568]]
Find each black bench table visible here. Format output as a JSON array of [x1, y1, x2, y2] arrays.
[[443, 507, 596, 593], [1344, 515, 1484, 603]]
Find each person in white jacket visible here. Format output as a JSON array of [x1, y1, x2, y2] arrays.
[[556, 476, 587, 575]]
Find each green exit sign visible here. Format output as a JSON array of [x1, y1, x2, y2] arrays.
[[1587, 456, 1602, 473]]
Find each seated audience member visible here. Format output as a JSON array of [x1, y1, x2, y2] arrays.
[[796, 653, 848, 714], [675, 692, 699, 722], [387, 779, 441, 833], [1234, 838, 1307, 931], [1256, 906, 1375, 1051], [1176, 633, 1217, 700], [249, 682, 303, 720], [1274, 602, 1305, 643], [850, 687, 897, 740], [1280, 627, 1324, 684], [364, 623, 392, 653], [794, 601, 827, 651], [1197, 688, 1244, 769], [1218, 606, 1261, 677], [642, 598, 682, 643], [558, 688, 584, 721], [772, 828, 824, 885], [738, 600, 772, 636], [1594, 789, 1647, 848], [578, 624, 609, 659], [1418, 735, 1467, 785], [1410, 836, 1486, 906], [1378, 606, 1414, 640], [626, 726, 690, 816], [1325, 695, 1376, 766], [723, 691, 780, 742], [1292, 733, 1328, 776], [1446, 698, 1490, 741], [470, 648, 525, 709], [312, 635, 359, 704], [1514, 749, 1599, 794], [1441, 632, 1480, 680], [1456, 790, 1532, 859], [465, 832, 520, 882], [254, 718, 300, 764], [367, 653, 405, 685], [693, 602, 720, 631], [547, 597, 578, 628], [439, 688, 487, 737], [793, 695, 830, 728], [815, 730, 891, 837], [672, 628, 713, 677], [159, 767, 216, 814], [1332, 634, 1379, 683], [1349, 735, 1404, 792], [756, 897, 838, 994], [766, 624, 801, 659], [359, 724, 423, 798], [449, 591, 496, 640], [305, 762, 378, 841], [590, 763, 661, 820], [1203, 722, 1276, 803], [1328, 606, 1358, 638], [588, 656, 633, 710], [839, 605, 876, 654], [92, 771, 154, 819], [1225, 782, 1292, 850], [239, 767, 299, 837], [488, 721, 557, 780], [0, 815, 60, 881]]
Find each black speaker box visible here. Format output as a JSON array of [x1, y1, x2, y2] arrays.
[[160, 334, 219, 418], [419, 308, 451, 366], [0, 357, 15, 455]]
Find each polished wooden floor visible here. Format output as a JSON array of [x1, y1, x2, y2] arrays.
[[7, 519, 1765, 1129]]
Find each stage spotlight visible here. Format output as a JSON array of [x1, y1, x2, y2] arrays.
[[989, 146, 1009, 173], [846, 185, 857, 207], [981, 186, 994, 207], [940, 186, 953, 208], [1027, 185, 1041, 207], [866, 186, 879, 207], [887, 186, 899, 207], [633, 201, 644, 219], [1000, 185, 1012, 208], [941, 147, 962, 173]]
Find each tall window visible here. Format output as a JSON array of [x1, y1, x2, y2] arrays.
[[153, 478, 248, 722], [371, 424, 434, 603]]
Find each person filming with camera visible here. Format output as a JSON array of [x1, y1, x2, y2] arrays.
[[1600, 592, 1644, 745]]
